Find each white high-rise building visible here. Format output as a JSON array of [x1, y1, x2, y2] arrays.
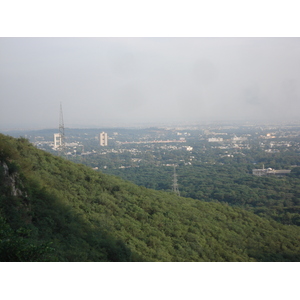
[[54, 133, 61, 149], [100, 132, 108, 146]]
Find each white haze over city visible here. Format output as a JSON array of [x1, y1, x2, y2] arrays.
[[1, 37, 300, 129]]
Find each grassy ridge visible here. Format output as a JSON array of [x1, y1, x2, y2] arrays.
[[1, 133, 300, 261]]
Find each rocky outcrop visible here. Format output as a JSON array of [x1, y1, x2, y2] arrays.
[[1, 161, 31, 224], [1, 161, 24, 197]]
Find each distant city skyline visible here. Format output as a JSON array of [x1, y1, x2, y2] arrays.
[[1, 38, 300, 130]]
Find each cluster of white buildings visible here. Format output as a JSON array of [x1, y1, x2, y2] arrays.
[[52, 131, 108, 151], [252, 167, 291, 176], [208, 137, 223, 142]]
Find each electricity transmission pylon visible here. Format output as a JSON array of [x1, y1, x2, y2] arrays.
[[59, 102, 66, 156], [172, 165, 180, 196]]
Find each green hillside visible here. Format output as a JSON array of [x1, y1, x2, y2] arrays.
[[1, 133, 300, 261]]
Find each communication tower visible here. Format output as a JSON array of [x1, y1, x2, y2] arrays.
[[172, 165, 180, 196], [58, 102, 66, 155]]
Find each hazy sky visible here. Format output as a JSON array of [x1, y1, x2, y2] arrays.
[[1, 37, 300, 129]]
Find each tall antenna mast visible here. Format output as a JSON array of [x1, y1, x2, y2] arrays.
[[59, 102, 66, 156], [172, 165, 180, 196]]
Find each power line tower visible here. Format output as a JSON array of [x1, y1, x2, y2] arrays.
[[58, 102, 66, 156], [172, 165, 180, 196]]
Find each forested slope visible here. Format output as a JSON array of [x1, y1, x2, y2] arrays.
[[106, 163, 300, 226], [1, 133, 300, 261]]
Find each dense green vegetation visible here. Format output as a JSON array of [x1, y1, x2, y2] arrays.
[[1, 133, 300, 261], [104, 161, 300, 226]]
